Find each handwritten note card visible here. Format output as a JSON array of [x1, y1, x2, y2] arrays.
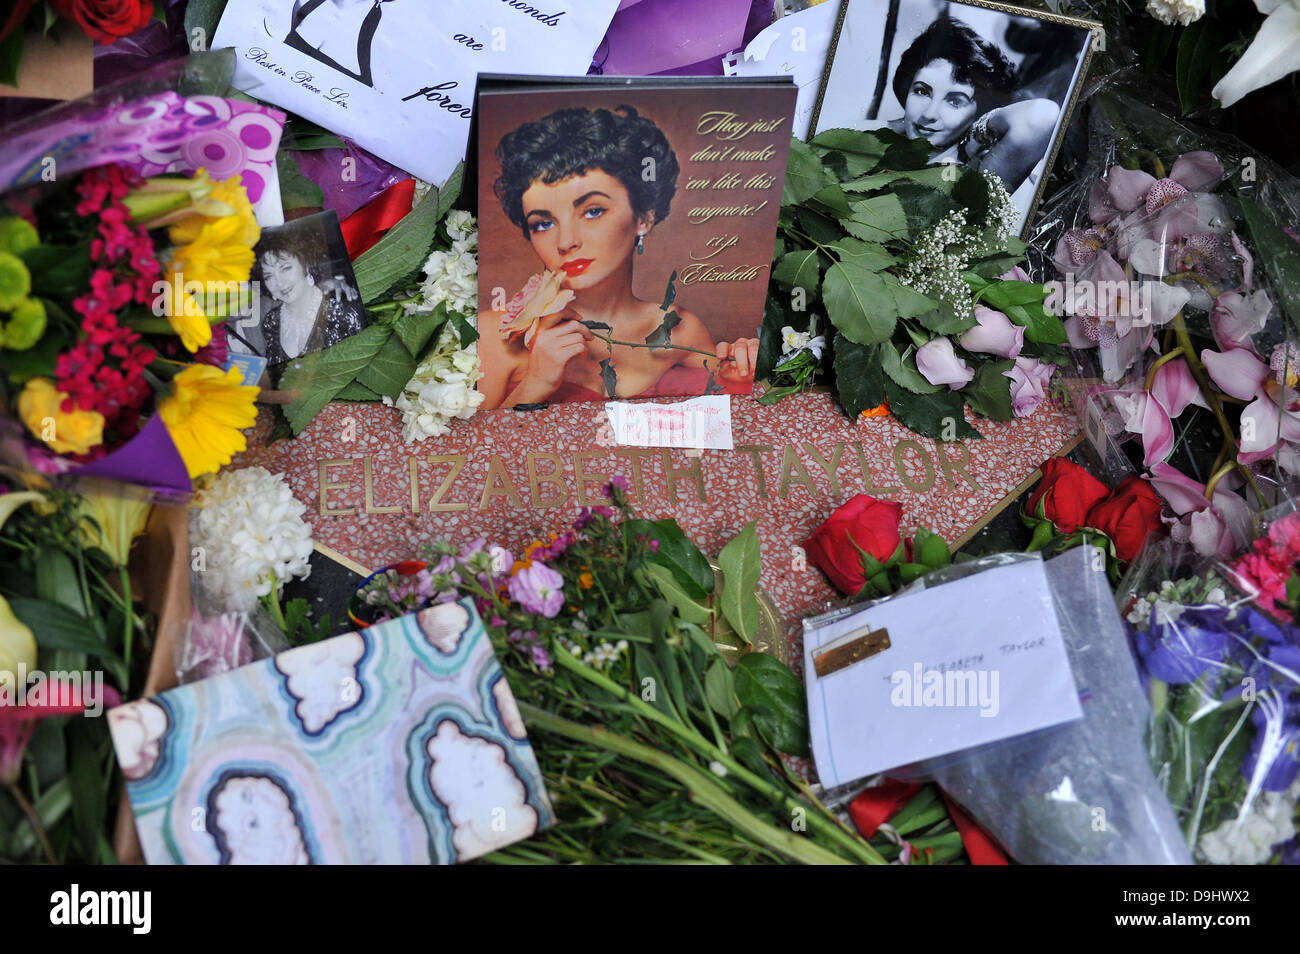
[[803, 558, 1082, 789], [605, 395, 733, 449], [212, 0, 620, 185]]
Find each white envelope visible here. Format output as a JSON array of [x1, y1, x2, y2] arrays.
[[213, 0, 620, 185], [803, 558, 1082, 789]]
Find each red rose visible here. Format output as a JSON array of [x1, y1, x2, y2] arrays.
[[805, 494, 903, 595], [50, 0, 153, 45], [1026, 457, 1111, 533], [1086, 478, 1164, 562], [1, 2, 37, 44]]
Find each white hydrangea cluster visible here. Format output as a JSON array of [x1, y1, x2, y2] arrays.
[[1126, 580, 1229, 625], [190, 467, 313, 613], [407, 210, 478, 317], [983, 170, 1019, 242], [1146, 0, 1205, 26], [560, 636, 629, 671], [898, 209, 973, 316], [1198, 779, 1300, 865], [385, 325, 485, 442]]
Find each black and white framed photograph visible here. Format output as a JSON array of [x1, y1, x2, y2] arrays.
[[227, 210, 367, 386], [810, 0, 1098, 236]]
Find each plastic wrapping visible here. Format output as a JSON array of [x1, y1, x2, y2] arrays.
[[804, 547, 1191, 863], [1119, 535, 1300, 864], [175, 570, 289, 685]]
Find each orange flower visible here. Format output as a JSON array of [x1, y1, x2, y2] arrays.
[[578, 571, 594, 589], [860, 400, 891, 419]]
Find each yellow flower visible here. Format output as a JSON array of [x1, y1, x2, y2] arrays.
[[169, 214, 256, 288], [578, 571, 594, 590], [158, 276, 212, 352], [0, 594, 37, 690], [73, 481, 153, 567], [169, 174, 260, 250], [158, 364, 259, 478], [16, 378, 104, 455]]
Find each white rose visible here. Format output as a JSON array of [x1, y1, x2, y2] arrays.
[[1146, 0, 1204, 25]]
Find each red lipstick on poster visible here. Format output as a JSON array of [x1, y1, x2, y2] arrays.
[[561, 259, 594, 277]]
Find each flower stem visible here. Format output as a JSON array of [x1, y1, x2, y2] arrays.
[[1143, 346, 1185, 391], [8, 783, 56, 865], [588, 330, 727, 362], [516, 702, 855, 865], [119, 565, 133, 691], [552, 647, 885, 864]]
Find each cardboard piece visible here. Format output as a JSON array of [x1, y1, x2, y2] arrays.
[[0, 27, 93, 102]]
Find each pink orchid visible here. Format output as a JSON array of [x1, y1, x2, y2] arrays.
[[1146, 462, 1253, 559], [1107, 359, 1205, 467], [959, 306, 1024, 358], [1106, 152, 1223, 213], [1053, 228, 1108, 275], [1203, 345, 1300, 467], [1211, 289, 1272, 352], [1150, 357, 1208, 418], [916, 337, 974, 390], [1003, 356, 1055, 417], [1089, 179, 1120, 226]]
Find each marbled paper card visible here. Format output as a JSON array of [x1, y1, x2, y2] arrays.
[[108, 600, 554, 865]]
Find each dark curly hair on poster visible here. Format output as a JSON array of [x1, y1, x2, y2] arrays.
[[493, 105, 681, 237], [892, 16, 1017, 115]]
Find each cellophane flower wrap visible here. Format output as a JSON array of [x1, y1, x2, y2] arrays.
[[1031, 73, 1300, 566], [1117, 537, 1300, 864]]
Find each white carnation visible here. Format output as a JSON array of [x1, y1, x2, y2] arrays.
[[385, 326, 485, 443], [190, 467, 314, 613], [1197, 783, 1299, 865], [1146, 0, 1205, 25], [406, 216, 479, 317]]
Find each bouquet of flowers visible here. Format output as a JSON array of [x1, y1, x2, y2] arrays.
[[0, 162, 261, 485], [351, 479, 899, 864], [759, 128, 1069, 439], [1119, 545, 1300, 863]]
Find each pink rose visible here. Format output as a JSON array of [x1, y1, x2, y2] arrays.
[[959, 306, 1024, 358], [1004, 356, 1055, 417], [916, 337, 974, 390]]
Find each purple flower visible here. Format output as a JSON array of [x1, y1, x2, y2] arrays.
[[490, 615, 507, 628], [960, 306, 1024, 358], [508, 562, 566, 618], [605, 475, 630, 497], [1275, 834, 1300, 866], [1003, 356, 1055, 418], [530, 643, 553, 671], [1241, 702, 1300, 793], [1135, 605, 1232, 684], [648, 539, 660, 553], [459, 536, 487, 561], [184, 609, 251, 681], [916, 337, 974, 390]]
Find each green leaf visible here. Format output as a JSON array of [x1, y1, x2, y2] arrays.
[[782, 137, 835, 206], [641, 562, 713, 626], [879, 271, 938, 319], [1176, 20, 1213, 115], [826, 237, 896, 272], [842, 171, 906, 193], [831, 335, 886, 417], [392, 301, 447, 357], [881, 339, 942, 394], [280, 323, 393, 433], [898, 562, 928, 584], [352, 187, 443, 303], [20, 244, 91, 298], [884, 377, 980, 440], [916, 301, 977, 335], [275, 151, 324, 211], [977, 279, 1048, 308], [599, 357, 618, 397], [645, 309, 682, 350], [717, 523, 762, 645], [183, 0, 227, 45], [331, 381, 380, 401], [448, 309, 478, 346], [68, 722, 105, 860], [633, 645, 678, 720], [913, 527, 951, 569], [877, 127, 933, 168], [771, 249, 821, 293], [0, 22, 24, 88], [901, 166, 959, 194], [964, 358, 1015, 421], [10, 598, 126, 683], [623, 518, 714, 598], [1003, 301, 1067, 345], [1240, 195, 1300, 335], [435, 162, 465, 223], [355, 332, 418, 398], [845, 194, 909, 243], [809, 128, 889, 159], [734, 654, 809, 756], [797, 206, 842, 245], [704, 658, 738, 719], [810, 183, 853, 218], [823, 258, 897, 344]]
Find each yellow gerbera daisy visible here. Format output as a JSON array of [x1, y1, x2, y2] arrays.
[[158, 365, 259, 478], [158, 276, 212, 352], [169, 215, 257, 288], [169, 175, 260, 250]]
